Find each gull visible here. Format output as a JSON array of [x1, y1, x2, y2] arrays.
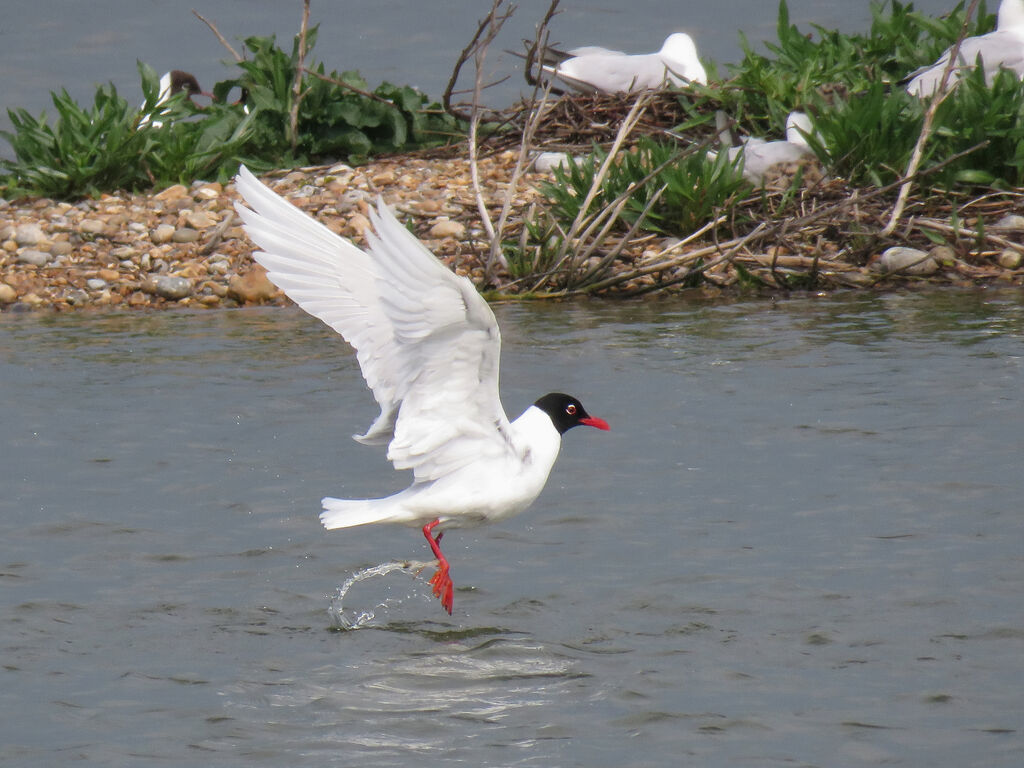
[[542, 32, 707, 93], [906, 0, 1024, 96], [139, 70, 212, 128], [232, 166, 610, 615], [709, 111, 818, 185]]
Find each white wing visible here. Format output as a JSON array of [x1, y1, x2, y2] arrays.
[[233, 165, 514, 482], [906, 30, 1024, 95], [566, 45, 627, 58], [551, 51, 670, 93]]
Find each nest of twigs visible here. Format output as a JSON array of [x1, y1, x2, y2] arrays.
[[411, 89, 1024, 295], [501, 91, 713, 151], [480, 92, 1024, 295]]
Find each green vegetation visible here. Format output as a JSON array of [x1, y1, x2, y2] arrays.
[[510, 0, 1024, 291], [713, 0, 994, 132], [3, 0, 1023, 299], [703, 0, 1024, 189], [542, 138, 750, 237], [0, 28, 460, 199]]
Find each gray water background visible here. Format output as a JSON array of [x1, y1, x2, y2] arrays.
[[2, 290, 1022, 766], [1, 0, 958, 140]]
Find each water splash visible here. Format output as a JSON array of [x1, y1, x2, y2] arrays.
[[328, 559, 436, 630]]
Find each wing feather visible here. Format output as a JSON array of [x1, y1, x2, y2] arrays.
[[233, 166, 513, 481]]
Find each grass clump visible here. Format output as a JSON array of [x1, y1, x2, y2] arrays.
[[716, 0, 995, 132], [542, 138, 749, 237], [217, 28, 459, 163], [807, 67, 1024, 189], [493, 0, 1024, 294], [1, 70, 182, 199]]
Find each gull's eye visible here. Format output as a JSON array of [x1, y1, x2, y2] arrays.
[[565, 403, 577, 415]]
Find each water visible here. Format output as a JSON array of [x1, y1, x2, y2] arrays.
[[328, 559, 437, 629], [2, 291, 1022, 766], [1, 0, 959, 140]]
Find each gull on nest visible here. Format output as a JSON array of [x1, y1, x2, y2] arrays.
[[709, 111, 819, 185], [906, 0, 1024, 96], [540, 32, 707, 94]]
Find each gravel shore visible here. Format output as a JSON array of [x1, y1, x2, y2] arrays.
[[0, 151, 543, 312], [2, 147, 1023, 312]]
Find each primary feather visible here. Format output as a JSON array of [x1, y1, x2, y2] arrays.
[[233, 166, 515, 489]]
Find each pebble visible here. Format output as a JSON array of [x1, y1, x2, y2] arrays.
[[110, 246, 137, 260], [17, 249, 51, 266], [2, 153, 1019, 313], [185, 211, 217, 229], [991, 214, 1024, 230], [873, 246, 939, 275], [15, 223, 46, 246], [194, 185, 222, 200], [152, 275, 192, 300], [429, 218, 466, 239], [154, 184, 189, 201], [172, 228, 201, 243], [228, 268, 277, 303], [533, 152, 575, 173], [998, 248, 1023, 269], [151, 224, 176, 244], [66, 289, 90, 306], [348, 213, 372, 237], [80, 218, 108, 236]]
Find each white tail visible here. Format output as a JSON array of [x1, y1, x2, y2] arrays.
[[319, 494, 415, 530]]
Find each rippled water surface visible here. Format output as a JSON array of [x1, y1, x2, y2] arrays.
[[2, 291, 1023, 766]]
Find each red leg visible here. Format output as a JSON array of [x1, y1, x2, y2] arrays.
[[422, 518, 453, 614]]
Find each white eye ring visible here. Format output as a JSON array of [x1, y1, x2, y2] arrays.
[[566, 404, 577, 415]]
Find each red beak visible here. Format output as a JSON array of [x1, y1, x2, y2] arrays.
[[581, 416, 610, 431]]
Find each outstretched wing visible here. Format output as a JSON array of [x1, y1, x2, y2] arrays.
[[233, 166, 514, 482]]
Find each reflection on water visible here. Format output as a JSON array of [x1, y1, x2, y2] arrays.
[[1, 291, 1022, 767]]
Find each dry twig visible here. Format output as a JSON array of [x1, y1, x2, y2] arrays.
[[465, 0, 517, 266], [881, 0, 981, 236], [289, 0, 312, 154], [443, 0, 516, 122], [192, 9, 244, 62], [301, 68, 396, 105]]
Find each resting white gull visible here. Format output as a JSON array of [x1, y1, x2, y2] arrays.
[[139, 70, 212, 128], [906, 0, 1024, 96], [709, 111, 818, 185], [542, 32, 707, 94]]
